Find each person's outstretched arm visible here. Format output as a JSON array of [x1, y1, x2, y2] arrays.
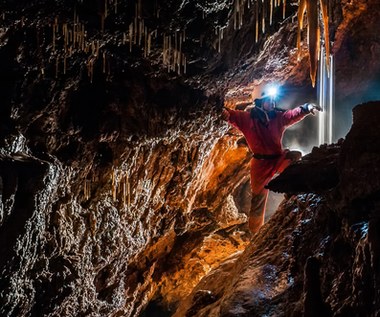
[[222, 107, 250, 131], [281, 103, 321, 127]]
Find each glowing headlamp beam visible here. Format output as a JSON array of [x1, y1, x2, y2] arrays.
[[267, 86, 278, 98]]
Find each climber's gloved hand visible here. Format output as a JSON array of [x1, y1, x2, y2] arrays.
[[302, 103, 322, 115]]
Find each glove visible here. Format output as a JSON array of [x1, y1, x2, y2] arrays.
[[302, 103, 322, 115]]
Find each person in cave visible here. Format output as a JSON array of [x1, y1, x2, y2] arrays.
[[222, 93, 320, 234]]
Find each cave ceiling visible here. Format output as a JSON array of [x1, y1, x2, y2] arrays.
[[1, 0, 379, 122]]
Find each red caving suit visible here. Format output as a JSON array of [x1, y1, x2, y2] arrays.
[[224, 106, 308, 233]]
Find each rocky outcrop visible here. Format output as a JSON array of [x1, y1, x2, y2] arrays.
[[176, 102, 380, 316]]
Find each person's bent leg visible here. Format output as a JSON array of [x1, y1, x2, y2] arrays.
[[248, 189, 268, 234]]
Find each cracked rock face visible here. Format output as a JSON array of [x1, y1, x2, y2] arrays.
[[0, 0, 380, 316]]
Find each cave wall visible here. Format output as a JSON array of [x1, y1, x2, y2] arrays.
[[0, 0, 379, 316]]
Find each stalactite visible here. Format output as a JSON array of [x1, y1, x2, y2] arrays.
[[270, 0, 273, 25], [81, 25, 85, 50], [133, 16, 138, 44], [262, 1, 266, 34], [138, 20, 142, 46], [296, 0, 330, 87], [233, 0, 237, 30], [103, 51, 106, 73], [101, 15, 105, 33], [126, 173, 131, 210], [123, 175, 126, 208], [96, 40, 99, 57], [84, 179, 91, 200], [147, 32, 152, 55], [239, 0, 244, 29], [306, 0, 319, 87], [107, 53, 111, 79], [217, 26, 221, 53], [163, 35, 166, 64], [137, 0, 142, 18], [255, 1, 259, 42], [129, 23, 133, 51], [73, 9, 77, 46], [55, 55, 59, 78], [320, 0, 330, 74], [297, 0, 307, 60], [87, 56, 96, 83], [111, 168, 117, 202], [155, 0, 160, 18], [52, 17, 58, 51]]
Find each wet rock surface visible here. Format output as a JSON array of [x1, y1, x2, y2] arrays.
[[0, 0, 379, 316]]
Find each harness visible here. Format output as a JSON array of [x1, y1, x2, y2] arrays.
[[252, 153, 282, 160]]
